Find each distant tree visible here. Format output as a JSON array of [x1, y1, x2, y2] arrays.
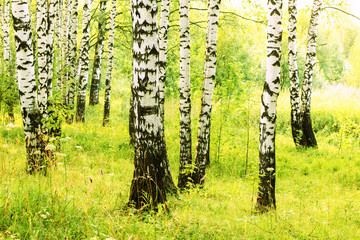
[[299, 0, 322, 148], [2, 0, 16, 122], [192, 0, 221, 186], [128, 0, 168, 209], [257, 0, 283, 212], [178, 0, 192, 189], [61, 0, 72, 105], [288, 0, 301, 146], [66, 0, 79, 122], [75, 0, 91, 122], [103, 0, 117, 126], [12, 0, 47, 173], [89, 0, 107, 106]]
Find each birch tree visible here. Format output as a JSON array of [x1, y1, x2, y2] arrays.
[[257, 0, 282, 211], [288, 0, 301, 146], [103, 0, 116, 126], [61, 0, 72, 104], [47, 0, 56, 98], [158, 0, 177, 193], [129, 0, 167, 209], [178, 0, 192, 189], [192, 0, 221, 186], [2, 0, 16, 122], [75, 0, 91, 122], [12, 0, 46, 173], [66, 0, 79, 121], [37, 0, 49, 141], [300, 0, 322, 148], [89, 0, 107, 106]]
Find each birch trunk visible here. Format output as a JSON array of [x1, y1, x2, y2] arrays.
[[288, 0, 301, 146], [37, 0, 49, 135], [89, 0, 107, 106], [257, 0, 282, 212], [178, 0, 192, 189], [129, 0, 167, 209], [61, 0, 71, 105], [75, 0, 91, 122], [103, 0, 116, 126], [47, 0, 56, 99], [12, 0, 46, 173], [66, 0, 79, 122], [3, 0, 15, 122], [192, 0, 221, 186], [299, 0, 322, 148], [158, 0, 177, 193], [54, 0, 62, 92]]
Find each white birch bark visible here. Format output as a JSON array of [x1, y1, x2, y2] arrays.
[[157, 0, 177, 193], [75, 0, 91, 122], [103, 0, 116, 126], [129, 0, 167, 209], [61, 0, 71, 104], [193, 0, 221, 186], [13, 0, 45, 173], [288, 0, 301, 146], [47, 0, 57, 99], [257, 0, 282, 211], [300, 0, 322, 148], [37, 0, 49, 124], [178, 0, 192, 189], [3, 0, 10, 62], [67, 0, 79, 114], [54, 0, 62, 92], [89, 0, 107, 106], [2, 0, 16, 122]]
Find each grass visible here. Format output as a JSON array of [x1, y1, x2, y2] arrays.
[[1, 83, 360, 239]]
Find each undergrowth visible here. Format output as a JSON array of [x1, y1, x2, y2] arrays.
[[1, 84, 360, 239]]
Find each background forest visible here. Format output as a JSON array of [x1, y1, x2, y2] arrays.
[[1, 0, 360, 238]]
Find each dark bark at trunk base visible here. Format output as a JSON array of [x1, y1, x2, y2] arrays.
[[300, 112, 317, 148], [291, 115, 302, 147], [256, 153, 276, 212], [178, 166, 194, 189], [129, 149, 167, 210]]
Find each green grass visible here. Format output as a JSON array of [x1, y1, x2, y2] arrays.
[[1, 84, 360, 239]]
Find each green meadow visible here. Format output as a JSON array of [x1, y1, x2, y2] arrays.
[[1, 83, 360, 239]]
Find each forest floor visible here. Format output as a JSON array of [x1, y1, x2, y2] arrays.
[[1, 84, 360, 239]]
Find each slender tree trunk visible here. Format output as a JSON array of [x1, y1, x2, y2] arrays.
[[54, 0, 62, 93], [66, 0, 78, 123], [257, 0, 283, 212], [192, 0, 221, 186], [178, 0, 192, 189], [129, 0, 167, 210], [299, 0, 322, 148], [47, 0, 56, 99], [3, 0, 15, 122], [103, 0, 116, 126], [61, 0, 71, 105], [158, 0, 177, 193], [89, 0, 107, 106], [75, 0, 91, 122], [12, 0, 46, 173], [288, 0, 301, 146], [37, 0, 49, 140]]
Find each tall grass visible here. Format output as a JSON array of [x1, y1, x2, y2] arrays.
[[1, 83, 360, 239]]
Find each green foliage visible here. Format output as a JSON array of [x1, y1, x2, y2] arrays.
[[1, 82, 360, 239]]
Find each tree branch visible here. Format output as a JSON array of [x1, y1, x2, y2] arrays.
[[322, 6, 360, 21]]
